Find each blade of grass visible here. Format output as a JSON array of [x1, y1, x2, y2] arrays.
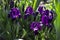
[[53, 0, 60, 40]]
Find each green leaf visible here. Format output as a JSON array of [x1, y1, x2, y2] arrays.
[[53, 0, 60, 40], [33, 0, 41, 11]]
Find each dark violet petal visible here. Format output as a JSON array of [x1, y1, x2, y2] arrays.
[[10, 0, 14, 8], [49, 15, 53, 19], [48, 10, 54, 22], [32, 12, 38, 21], [24, 14, 30, 19], [48, 23, 52, 27], [49, 11, 53, 19], [44, 9, 49, 15], [38, 6, 43, 14], [24, 15, 27, 19], [18, 15, 21, 18], [25, 6, 34, 15], [8, 14, 10, 18], [41, 15, 49, 26], [34, 30, 38, 35], [33, 12, 39, 17], [12, 18, 16, 21]]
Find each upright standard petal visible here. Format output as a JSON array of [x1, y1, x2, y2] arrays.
[[25, 6, 34, 15]]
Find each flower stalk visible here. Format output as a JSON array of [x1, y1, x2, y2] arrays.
[[35, 35, 38, 40]]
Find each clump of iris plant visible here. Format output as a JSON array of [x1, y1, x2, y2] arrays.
[[0, 0, 56, 40], [8, 5, 54, 34], [8, 7, 21, 20], [38, 6, 54, 26]]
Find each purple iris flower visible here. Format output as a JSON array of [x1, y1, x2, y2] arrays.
[[38, 6, 45, 15], [24, 6, 34, 19], [41, 15, 49, 26], [38, 5, 54, 26], [41, 10, 54, 26], [25, 6, 34, 15], [30, 22, 42, 35], [8, 7, 21, 20]]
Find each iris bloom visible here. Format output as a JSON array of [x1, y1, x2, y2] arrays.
[[38, 6, 45, 15], [24, 6, 34, 19], [30, 22, 43, 35], [38, 6, 54, 26], [41, 10, 54, 26], [8, 7, 21, 20], [25, 6, 34, 15]]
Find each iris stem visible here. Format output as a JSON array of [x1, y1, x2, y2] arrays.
[[42, 37, 45, 40], [56, 30, 60, 40], [41, 32, 45, 40], [21, 29, 26, 38], [35, 35, 38, 40]]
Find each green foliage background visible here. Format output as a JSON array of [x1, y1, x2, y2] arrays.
[[0, 0, 60, 40]]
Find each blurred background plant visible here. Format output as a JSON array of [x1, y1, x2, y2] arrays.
[[0, 0, 59, 40]]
